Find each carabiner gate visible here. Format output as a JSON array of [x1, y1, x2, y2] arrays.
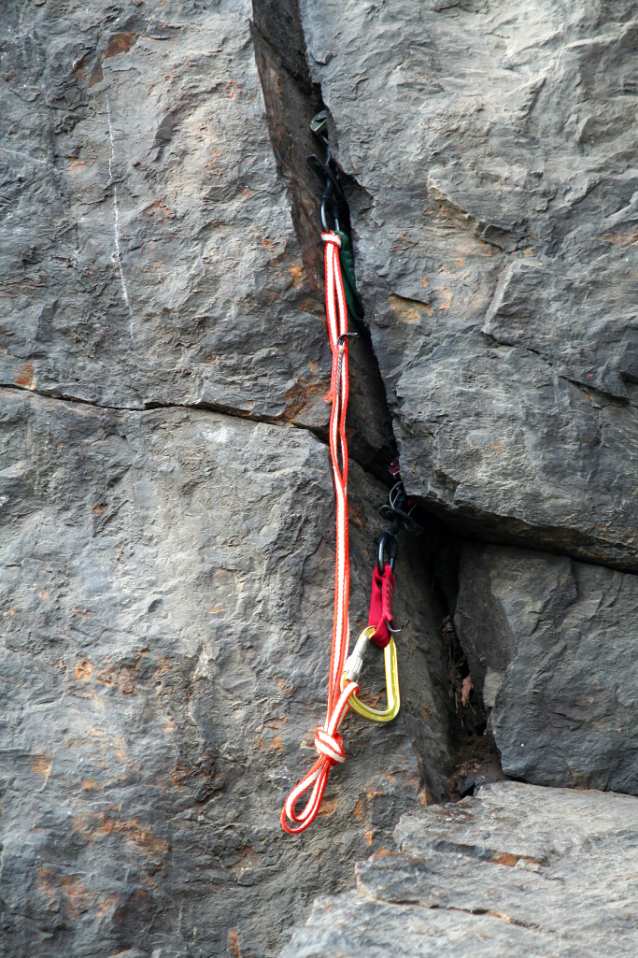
[[341, 626, 400, 723], [378, 530, 398, 573]]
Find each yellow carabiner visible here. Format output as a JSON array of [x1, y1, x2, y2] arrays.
[[341, 626, 400, 723]]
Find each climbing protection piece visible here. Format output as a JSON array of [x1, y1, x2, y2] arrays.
[[281, 116, 418, 834], [342, 626, 400, 723], [342, 465, 419, 725]]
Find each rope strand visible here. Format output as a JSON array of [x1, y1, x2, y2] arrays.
[[281, 232, 354, 834]]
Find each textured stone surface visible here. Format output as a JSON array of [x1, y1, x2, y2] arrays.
[[281, 781, 638, 957], [0, 3, 459, 955], [298, 0, 638, 569], [455, 543, 638, 796], [7, 0, 638, 954], [250, 0, 396, 471], [0, 0, 396, 477], [0, 388, 452, 956], [0, 0, 332, 425]]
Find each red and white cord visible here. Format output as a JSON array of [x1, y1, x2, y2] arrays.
[[281, 232, 356, 834]]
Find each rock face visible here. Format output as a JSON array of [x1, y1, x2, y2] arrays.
[[0, 2, 454, 955], [281, 781, 638, 957], [0, 388, 452, 957], [298, 0, 638, 570], [455, 543, 638, 796], [0, 0, 330, 424], [0, 0, 393, 471], [5, 0, 638, 955]]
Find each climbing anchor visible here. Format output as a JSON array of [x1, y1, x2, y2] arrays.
[[280, 112, 419, 835]]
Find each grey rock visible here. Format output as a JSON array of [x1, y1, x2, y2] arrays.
[[455, 543, 638, 795], [482, 667, 505, 710], [0, 388, 452, 956], [0, 2, 455, 954], [0, 0, 332, 427], [8, 0, 638, 954], [250, 0, 396, 470], [0, 0, 395, 473], [298, 0, 638, 569], [281, 781, 638, 957]]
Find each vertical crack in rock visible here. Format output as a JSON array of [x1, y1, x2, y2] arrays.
[[250, 0, 495, 802], [250, 0, 324, 290], [251, 0, 396, 478], [425, 529, 506, 800]]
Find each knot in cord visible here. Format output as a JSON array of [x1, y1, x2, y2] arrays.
[[314, 727, 345, 765], [321, 230, 342, 247], [281, 679, 359, 834]]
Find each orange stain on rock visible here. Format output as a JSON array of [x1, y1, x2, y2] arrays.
[[317, 797, 338, 817], [280, 378, 328, 424], [288, 263, 304, 287], [147, 199, 171, 218], [75, 660, 93, 681], [15, 362, 35, 388], [103, 32, 137, 59], [96, 893, 121, 916], [229, 930, 241, 957], [95, 664, 135, 694], [75, 812, 168, 855], [224, 80, 242, 99], [88, 64, 103, 87], [493, 851, 522, 867], [388, 292, 433, 322], [113, 817, 168, 854], [599, 230, 638, 248], [58, 875, 91, 917], [438, 289, 453, 310], [277, 678, 295, 696], [371, 847, 394, 859], [33, 755, 52, 778], [118, 666, 135, 695]]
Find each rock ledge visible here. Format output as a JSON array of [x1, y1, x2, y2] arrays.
[[281, 781, 638, 957]]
